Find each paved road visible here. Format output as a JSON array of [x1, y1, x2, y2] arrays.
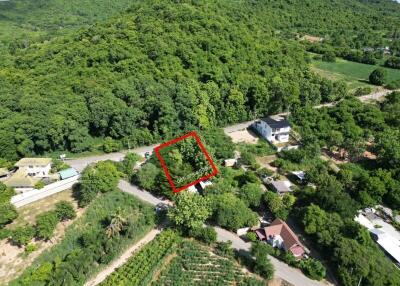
[[68, 144, 157, 172], [118, 180, 166, 206], [118, 180, 332, 286]]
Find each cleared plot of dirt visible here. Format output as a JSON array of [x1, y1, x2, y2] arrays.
[[0, 190, 81, 285], [9, 189, 76, 228], [227, 129, 259, 144]]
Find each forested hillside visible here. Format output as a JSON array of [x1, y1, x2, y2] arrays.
[[0, 0, 399, 161]]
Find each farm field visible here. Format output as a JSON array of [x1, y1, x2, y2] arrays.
[[102, 230, 267, 286], [311, 58, 400, 91], [10, 190, 155, 286]]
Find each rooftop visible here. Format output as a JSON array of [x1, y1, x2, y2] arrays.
[[261, 116, 290, 129], [4, 169, 40, 188], [15, 158, 52, 167], [58, 168, 79, 180], [264, 218, 304, 251], [271, 180, 292, 194]]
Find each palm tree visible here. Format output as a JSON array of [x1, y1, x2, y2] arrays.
[[105, 208, 127, 238]]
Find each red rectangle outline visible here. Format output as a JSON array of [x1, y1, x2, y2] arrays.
[[154, 131, 218, 193]]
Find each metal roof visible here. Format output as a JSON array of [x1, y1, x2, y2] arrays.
[[58, 168, 79, 180], [261, 116, 290, 129]]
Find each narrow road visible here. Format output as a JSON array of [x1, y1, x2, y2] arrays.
[[68, 144, 157, 172], [118, 180, 333, 286], [84, 228, 161, 286]]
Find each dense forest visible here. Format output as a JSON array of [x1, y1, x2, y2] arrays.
[[0, 0, 399, 162]]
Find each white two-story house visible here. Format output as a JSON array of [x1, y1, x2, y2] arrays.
[[253, 116, 291, 143], [15, 158, 52, 177]]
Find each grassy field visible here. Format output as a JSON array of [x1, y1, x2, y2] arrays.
[[311, 58, 400, 91]]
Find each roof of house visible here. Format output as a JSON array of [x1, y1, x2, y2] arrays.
[[261, 116, 290, 129], [15, 158, 52, 167], [59, 168, 79, 180], [264, 218, 304, 251], [4, 169, 39, 188], [372, 230, 400, 263], [271, 180, 292, 193]]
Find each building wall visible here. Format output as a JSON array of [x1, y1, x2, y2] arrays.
[[25, 164, 51, 177], [254, 121, 290, 143]]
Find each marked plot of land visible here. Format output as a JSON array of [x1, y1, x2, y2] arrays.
[[154, 131, 218, 193]]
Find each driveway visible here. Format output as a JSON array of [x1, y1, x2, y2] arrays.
[[118, 180, 166, 206]]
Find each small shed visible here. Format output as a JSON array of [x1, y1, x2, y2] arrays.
[[224, 159, 237, 167], [59, 168, 79, 180], [270, 180, 292, 195]]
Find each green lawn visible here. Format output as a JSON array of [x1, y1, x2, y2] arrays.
[[311, 58, 400, 91]]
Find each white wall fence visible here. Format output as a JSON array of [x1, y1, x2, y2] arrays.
[[11, 175, 80, 208]]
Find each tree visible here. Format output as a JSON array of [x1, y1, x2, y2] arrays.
[[369, 68, 387, 85], [55, 201, 76, 221], [105, 208, 127, 238], [211, 193, 258, 231], [77, 161, 120, 206], [103, 137, 121, 153], [168, 192, 212, 230], [11, 224, 35, 247], [119, 152, 141, 176], [251, 241, 275, 280], [134, 162, 159, 190], [299, 258, 326, 280], [0, 183, 18, 227], [35, 211, 59, 240], [263, 191, 295, 220], [239, 183, 263, 208]]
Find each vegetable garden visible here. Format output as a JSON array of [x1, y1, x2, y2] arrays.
[[102, 230, 267, 286]]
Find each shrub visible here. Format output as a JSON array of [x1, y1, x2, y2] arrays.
[[369, 68, 387, 85], [215, 241, 234, 257], [245, 231, 258, 242], [11, 225, 35, 247], [322, 51, 336, 62], [354, 86, 372, 96], [103, 137, 121, 153], [55, 201, 76, 221], [190, 226, 217, 244], [35, 211, 59, 240], [299, 258, 326, 280], [25, 243, 37, 254], [34, 181, 45, 189]]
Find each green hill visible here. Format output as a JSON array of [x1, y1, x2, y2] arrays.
[[0, 0, 399, 161]]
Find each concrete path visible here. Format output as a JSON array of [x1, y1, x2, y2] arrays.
[[84, 228, 161, 286], [118, 180, 165, 206]]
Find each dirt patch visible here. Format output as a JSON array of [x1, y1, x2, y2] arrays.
[[227, 129, 259, 144], [0, 192, 85, 285]]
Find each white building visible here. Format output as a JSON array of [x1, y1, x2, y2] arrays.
[[253, 116, 291, 143], [15, 158, 52, 177]]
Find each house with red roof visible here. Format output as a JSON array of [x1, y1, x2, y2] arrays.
[[255, 218, 305, 259]]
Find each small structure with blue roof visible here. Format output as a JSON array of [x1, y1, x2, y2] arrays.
[[58, 168, 79, 180]]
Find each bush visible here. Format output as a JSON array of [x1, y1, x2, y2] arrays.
[[0, 228, 12, 239], [299, 258, 326, 280], [35, 211, 59, 240], [34, 181, 45, 189], [11, 225, 35, 247], [118, 152, 141, 176], [55, 201, 76, 221], [322, 51, 336, 62], [215, 241, 235, 257], [386, 79, 400, 90], [369, 68, 387, 85], [103, 137, 122, 153], [245, 231, 258, 242], [354, 86, 372, 96], [25, 243, 37, 254], [190, 226, 217, 244]]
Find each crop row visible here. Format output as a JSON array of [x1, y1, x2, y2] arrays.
[[100, 230, 181, 286]]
